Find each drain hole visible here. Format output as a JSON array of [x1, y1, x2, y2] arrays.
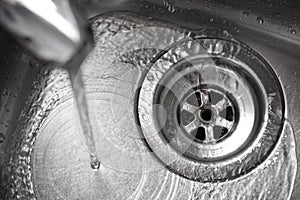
[[186, 91, 201, 107], [225, 106, 234, 121], [213, 126, 228, 140], [180, 110, 195, 126], [220, 106, 234, 122], [192, 127, 206, 141], [200, 109, 212, 121]]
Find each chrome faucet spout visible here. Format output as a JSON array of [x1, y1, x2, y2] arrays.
[[0, 0, 93, 65]]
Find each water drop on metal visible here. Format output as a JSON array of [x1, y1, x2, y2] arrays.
[[91, 159, 101, 170], [256, 17, 264, 24], [164, 0, 176, 13], [168, 5, 176, 13], [288, 26, 297, 35], [0, 133, 5, 143]]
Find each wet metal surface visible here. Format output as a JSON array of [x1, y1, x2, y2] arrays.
[[0, 1, 300, 199]]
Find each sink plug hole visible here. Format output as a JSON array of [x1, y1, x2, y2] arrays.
[[192, 127, 206, 141], [220, 106, 234, 122], [200, 109, 213, 121]]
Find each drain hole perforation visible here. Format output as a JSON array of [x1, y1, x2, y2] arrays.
[[220, 106, 234, 122], [192, 127, 206, 141]]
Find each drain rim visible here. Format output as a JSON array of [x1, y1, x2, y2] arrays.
[[137, 34, 285, 182], [148, 55, 262, 160]]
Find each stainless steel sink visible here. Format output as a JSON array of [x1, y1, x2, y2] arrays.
[[0, 0, 299, 199]]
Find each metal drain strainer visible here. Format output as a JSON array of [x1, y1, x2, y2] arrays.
[[137, 33, 285, 182], [179, 86, 236, 143]]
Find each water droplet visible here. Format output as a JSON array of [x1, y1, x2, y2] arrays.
[[0, 133, 5, 143], [168, 5, 176, 13], [288, 26, 297, 35], [256, 17, 264, 24], [164, 0, 176, 13], [91, 159, 101, 170], [290, 30, 297, 35]]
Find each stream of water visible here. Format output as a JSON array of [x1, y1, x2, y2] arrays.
[[68, 69, 100, 170]]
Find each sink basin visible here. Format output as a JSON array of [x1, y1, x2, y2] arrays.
[[0, 0, 299, 199]]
